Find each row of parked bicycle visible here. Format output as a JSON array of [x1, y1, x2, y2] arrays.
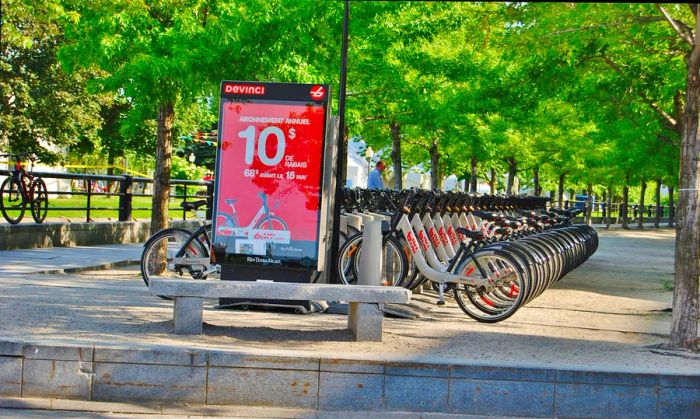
[[139, 187, 597, 323], [336, 188, 598, 322]]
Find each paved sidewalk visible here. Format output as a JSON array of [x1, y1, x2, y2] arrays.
[[0, 228, 695, 371], [0, 244, 142, 275], [0, 228, 698, 417]]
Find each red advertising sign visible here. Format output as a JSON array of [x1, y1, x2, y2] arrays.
[[213, 81, 330, 270]]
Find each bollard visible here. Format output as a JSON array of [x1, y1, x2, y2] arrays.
[[358, 221, 383, 286], [352, 220, 385, 341]]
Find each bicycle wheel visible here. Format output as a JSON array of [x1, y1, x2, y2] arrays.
[[336, 233, 361, 284], [452, 250, 528, 323], [255, 215, 288, 230], [0, 177, 25, 224], [141, 228, 209, 299], [336, 233, 408, 286], [30, 178, 48, 223]]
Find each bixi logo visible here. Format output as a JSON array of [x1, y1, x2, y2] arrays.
[[310, 85, 325, 100]]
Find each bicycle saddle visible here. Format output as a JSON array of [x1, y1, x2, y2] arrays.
[[181, 200, 207, 211], [472, 210, 501, 221], [456, 227, 484, 240]]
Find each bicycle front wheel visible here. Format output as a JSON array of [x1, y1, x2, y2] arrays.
[[30, 178, 48, 223], [336, 233, 408, 286], [255, 215, 288, 230], [452, 250, 528, 323], [141, 228, 209, 299], [0, 177, 26, 224]]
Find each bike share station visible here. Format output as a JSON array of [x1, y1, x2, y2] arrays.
[[212, 81, 335, 312], [149, 80, 410, 341]]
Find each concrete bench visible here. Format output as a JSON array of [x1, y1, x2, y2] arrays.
[[149, 279, 411, 342]]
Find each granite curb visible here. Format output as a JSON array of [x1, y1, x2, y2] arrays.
[[34, 259, 141, 275], [0, 397, 489, 418], [0, 338, 697, 417]]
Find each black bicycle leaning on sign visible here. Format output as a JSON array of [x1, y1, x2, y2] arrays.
[[0, 152, 49, 224]]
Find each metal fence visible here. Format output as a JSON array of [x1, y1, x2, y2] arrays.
[[0, 169, 677, 226], [557, 199, 675, 223], [0, 170, 213, 223]]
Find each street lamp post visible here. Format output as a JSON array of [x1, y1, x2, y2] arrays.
[[365, 146, 374, 187]]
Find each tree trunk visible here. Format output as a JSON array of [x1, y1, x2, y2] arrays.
[[429, 141, 440, 190], [654, 179, 662, 228], [557, 173, 565, 208], [621, 183, 630, 230], [489, 168, 497, 194], [668, 186, 675, 228], [506, 157, 517, 195], [533, 166, 541, 196], [469, 155, 478, 192], [638, 179, 647, 229], [669, 20, 700, 350], [605, 186, 612, 230], [569, 189, 576, 208], [150, 102, 174, 233], [585, 182, 593, 226], [390, 121, 402, 190]]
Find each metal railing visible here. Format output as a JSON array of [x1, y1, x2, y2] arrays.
[[0, 169, 214, 223], [557, 199, 676, 223]]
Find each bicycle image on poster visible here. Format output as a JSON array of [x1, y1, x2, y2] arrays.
[[215, 191, 291, 257]]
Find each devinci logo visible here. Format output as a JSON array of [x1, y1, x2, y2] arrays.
[[224, 84, 266, 95]]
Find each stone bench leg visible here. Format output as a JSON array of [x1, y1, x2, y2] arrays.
[[348, 302, 383, 342], [173, 297, 204, 335]]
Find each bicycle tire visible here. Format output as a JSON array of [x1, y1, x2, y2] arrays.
[[30, 178, 48, 223], [0, 177, 25, 224], [141, 228, 209, 299], [336, 233, 409, 286], [254, 215, 288, 230], [452, 250, 528, 323]]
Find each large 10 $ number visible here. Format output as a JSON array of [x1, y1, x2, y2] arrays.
[[238, 125, 297, 166]]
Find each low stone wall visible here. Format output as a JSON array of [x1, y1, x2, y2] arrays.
[[0, 339, 697, 417], [0, 220, 201, 250]]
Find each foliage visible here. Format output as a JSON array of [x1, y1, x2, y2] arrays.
[[171, 155, 205, 181], [0, 0, 104, 162]]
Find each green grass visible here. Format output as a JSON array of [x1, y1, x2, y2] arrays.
[[48, 195, 199, 221]]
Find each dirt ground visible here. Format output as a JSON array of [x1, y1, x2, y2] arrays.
[[1, 227, 698, 373]]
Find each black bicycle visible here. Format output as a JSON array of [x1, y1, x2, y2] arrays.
[[140, 200, 215, 299], [0, 152, 48, 224]]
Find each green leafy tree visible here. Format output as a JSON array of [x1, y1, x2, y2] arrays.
[[516, 2, 696, 350], [0, 0, 103, 161], [60, 0, 342, 232]]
